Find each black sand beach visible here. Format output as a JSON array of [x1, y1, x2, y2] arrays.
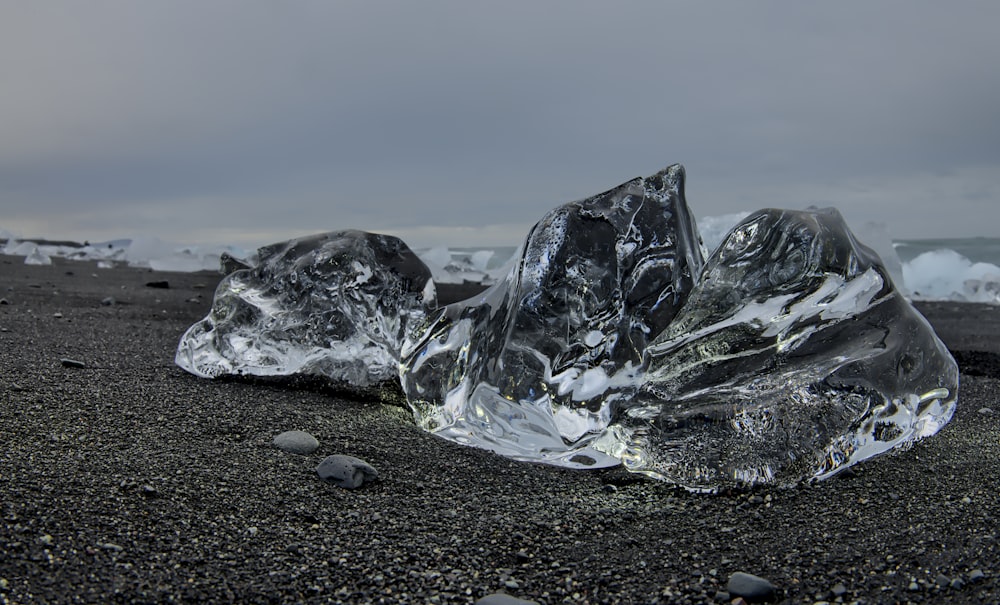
[[2, 257, 999, 604]]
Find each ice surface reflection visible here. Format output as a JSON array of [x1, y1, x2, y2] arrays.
[[176, 164, 957, 490]]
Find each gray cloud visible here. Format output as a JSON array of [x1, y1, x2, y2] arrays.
[[2, 1, 998, 247]]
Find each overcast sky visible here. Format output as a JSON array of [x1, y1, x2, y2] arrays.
[[2, 2, 998, 249]]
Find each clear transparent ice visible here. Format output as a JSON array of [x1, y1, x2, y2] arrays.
[[176, 164, 957, 490]]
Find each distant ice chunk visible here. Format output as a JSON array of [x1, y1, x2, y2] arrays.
[[24, 244, 52, 266], [697, 211, 750, 254], [853, 221, 906, 294], [125, 236, 248, 272], [904, 249, 1000, 304], [176, 164, 958, 490], [415, 246, 514, 285]]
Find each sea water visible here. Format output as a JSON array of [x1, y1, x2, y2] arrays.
[[2, 227, 999, 304]]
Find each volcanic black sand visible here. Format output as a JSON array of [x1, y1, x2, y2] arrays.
[[2, 256, 999, 604]]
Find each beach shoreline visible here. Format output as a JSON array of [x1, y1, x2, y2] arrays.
[[2, 256, 998, 603]]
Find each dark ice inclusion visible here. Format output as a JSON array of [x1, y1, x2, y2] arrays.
[[176, 164, 957, 490]]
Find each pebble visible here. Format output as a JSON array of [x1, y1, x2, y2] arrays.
[[316, 455, 378, 489], [830, 582, 847, 597], [100, 297, 116, 306], [145, 280, 170, 289], [273, 430, 319, 455], [935, 573, 951, 587], [475, 594, 539, 605], [53, 312, 63, 319], [60, 358, 86, 369], [968, 569, 985, 582], [978, 407, 994, 415], [0, 298, 8, 305], [727, 572, 776, 602]]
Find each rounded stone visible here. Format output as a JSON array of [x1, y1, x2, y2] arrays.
[[273, 430, 319, 455], [475, 595, 539, 605], [316, 455, 378, 489], [726, 571, 776, 602]]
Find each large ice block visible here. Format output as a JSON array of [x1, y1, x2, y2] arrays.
[[399, 165, 705, 467], [176, 230, 435, 386], [596, 207, 957, 489], [176, 164, 958, 490]]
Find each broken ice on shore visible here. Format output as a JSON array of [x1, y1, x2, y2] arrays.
[[175, 164, 958, 490]]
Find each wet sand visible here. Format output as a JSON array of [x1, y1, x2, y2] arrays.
[[1, 257, 998, 604]]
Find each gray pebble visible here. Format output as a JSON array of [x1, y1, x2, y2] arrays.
[[100, 297, 116, 306], [968, 569, 985, 582], [935, 573, 951, 587], [831, 582, 847, 597], [475, 595, 539, 605], [0, 298, 9, 305], [978, 407, 994, 415], [60, 358, 86, 369], [727, 571, 776, 602], [316, 455, 378, 489], [273, 430, 319, 455]]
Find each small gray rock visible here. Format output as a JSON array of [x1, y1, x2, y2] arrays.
[[316, 455, 378, 489], [968, 569, 985, 582], [273, 430, 319, 455], [727, 571, 776, 602], [60, 358, 86, 369], [978, 407, 994, 415], [475, 594, 539, 605], [830, 582, 847, 597], [100, 296, 116, 306]]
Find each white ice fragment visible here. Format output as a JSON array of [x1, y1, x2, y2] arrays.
[[24, 245, 52, 266], [470, 249, 494, 272], [904, 249, 1000, 304]]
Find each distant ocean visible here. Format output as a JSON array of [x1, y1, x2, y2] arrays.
[[2, 227, 999, 304]]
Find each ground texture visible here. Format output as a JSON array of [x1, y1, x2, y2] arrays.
[[2, 258, 999, 604]]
